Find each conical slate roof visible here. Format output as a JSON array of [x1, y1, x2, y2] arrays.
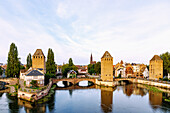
[[101, 51, 113, 58], [33, 49, 45, 56], [150, 55, 162, 61]]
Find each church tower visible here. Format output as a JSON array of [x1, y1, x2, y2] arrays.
[[101, 51, 113, 81], [90, 53, 93, 64], [32, 49, 46, 73]]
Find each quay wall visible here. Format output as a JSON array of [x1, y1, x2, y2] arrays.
[[18, 80, 53, 102], [96, 78, 170, 89]]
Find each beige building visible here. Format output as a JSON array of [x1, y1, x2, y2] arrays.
[[32, 49, 46, 73], [149, 55, 163, 80], [101, 51, 113, 81]]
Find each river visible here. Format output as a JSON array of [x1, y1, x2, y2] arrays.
[[0, 81, 169, 113]]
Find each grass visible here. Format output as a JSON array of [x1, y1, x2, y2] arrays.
[[164, 99, 170, 102], [144, 84, 163, 93]]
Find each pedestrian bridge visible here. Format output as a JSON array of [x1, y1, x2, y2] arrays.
[[114, 78, 136, 83], [52, 78, 96, 85]]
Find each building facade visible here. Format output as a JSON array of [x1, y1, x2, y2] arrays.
[[101, 51, 113, 81], [20, 68, 44, 87], [32, 49, 46, 73], [149, 55, 163, 80]]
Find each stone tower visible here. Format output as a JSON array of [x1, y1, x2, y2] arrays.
[[149, 55, 163, 80], [32, 49, 46, 73], [101, 51, 113, 81]]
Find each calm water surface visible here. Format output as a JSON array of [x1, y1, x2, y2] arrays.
[[0, 82, 169, 113]]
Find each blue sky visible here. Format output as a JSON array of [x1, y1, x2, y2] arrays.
[[0, 0, 170, 65]]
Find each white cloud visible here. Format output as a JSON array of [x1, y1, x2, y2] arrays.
[[0, 0, 170, 65]]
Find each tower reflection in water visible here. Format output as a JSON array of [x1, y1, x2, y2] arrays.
[[101, 87, 114, 113]]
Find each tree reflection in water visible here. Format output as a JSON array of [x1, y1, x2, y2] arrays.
[[0, 83, 169, 113]]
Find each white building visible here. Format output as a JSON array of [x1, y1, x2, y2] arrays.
[[20, 68, 44, 87], [142, 67, 149, 78]]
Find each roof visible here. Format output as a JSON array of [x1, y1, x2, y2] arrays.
[[120, 60, 123, 64], [101, 51, 113, 59], [150, 55, 162, 61], [26, 70, 44, 76], [33, 49, 45, 56], [20, 69, 27, 73], [67, 70, 77, 74], [140, 67, 146, 73]]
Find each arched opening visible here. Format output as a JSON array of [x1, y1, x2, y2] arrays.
[[77, 81, 94, 87], [56, 81, 73, 88], [118, 80, 132, 85]]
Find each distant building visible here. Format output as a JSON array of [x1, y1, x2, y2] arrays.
[[76, 65, 88, 75], [0, 63, 3, 66], [141, 67, 149, 78], [32, 49, 46, 73], [149, 55, 163, 80], [101, 51, 113, 81], [115, 60, 126, 78], [125, 66, 134, 78], [56, 65, 62, 75], [90, 53, 96, 64], [67, 70, 77, 78]]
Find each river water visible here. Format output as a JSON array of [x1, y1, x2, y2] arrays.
[[0, 82, 169, 113]]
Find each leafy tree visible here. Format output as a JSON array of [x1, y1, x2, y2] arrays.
[[160, 52, 170, 76], [61, 58, 77, 78], [26, 53, 32, 69], [20, 64, 25, 69], [6, 43, 20, 78], [69, 58, 73, 66], [88, 64, 95, 75], [0, 67, 3, 75], [45, 73, 56, 85], [30, 80, 38, 88], [94, 62, 101, 75], [46, 48, 56, 74]]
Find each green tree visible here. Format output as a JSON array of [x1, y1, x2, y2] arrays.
[[69, 58, 73, 66], [46, 48, 56, 74], [45, 73, 56, 85], [88, 64, 95, 75], [30, 80, 38, 88], [94, 62, 101, 75], [26, 53, 32, 69], [6, 43, 20, 78], [20, 64, 25, 69], [160, 52, 170, 76], [61, 58, 77, 78], [0, 67, 3, 75]]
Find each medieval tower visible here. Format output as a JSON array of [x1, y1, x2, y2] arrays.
[[149, 55, 163, 80], [32, 49, 46, 73], [101, 51, 113, 81]]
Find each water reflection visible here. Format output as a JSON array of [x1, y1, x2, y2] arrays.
[[101, 87, 114, 113], [123, 84, 147, 97], [0, 83, 169, 113]]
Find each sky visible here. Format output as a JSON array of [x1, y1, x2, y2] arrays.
[[0, 0, 170, 65]]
